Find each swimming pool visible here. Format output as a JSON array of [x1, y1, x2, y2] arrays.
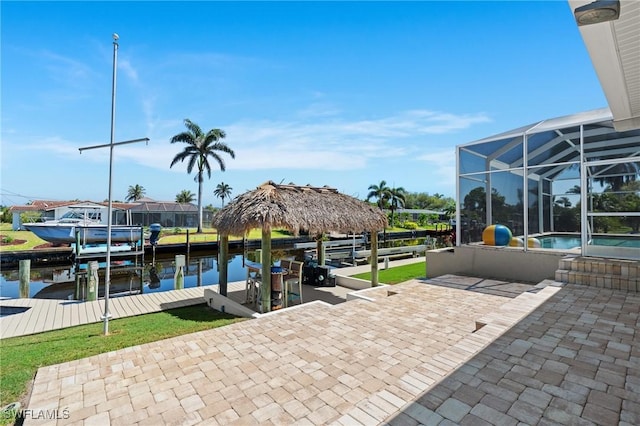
[[536, 234, 640, 250]]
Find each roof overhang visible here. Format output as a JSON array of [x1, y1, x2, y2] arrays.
[[569, 0, 640, 131]]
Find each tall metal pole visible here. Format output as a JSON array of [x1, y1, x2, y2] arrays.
[[103, 33, 119, 335]]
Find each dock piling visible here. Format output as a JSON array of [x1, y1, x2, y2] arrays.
[[87, 261, 99, 301], [19, 259, 30, 298], [174, 255, 185, 290]]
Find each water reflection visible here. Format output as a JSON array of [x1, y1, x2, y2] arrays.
[[0, 252, 252, 300], [0, 237, 428, 300], [148, 266, 161, 289]]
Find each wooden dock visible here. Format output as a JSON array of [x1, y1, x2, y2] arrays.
[[0, 278, 356, 339], [0, 283, 233, 339]]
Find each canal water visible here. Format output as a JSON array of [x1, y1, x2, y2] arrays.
[[1, 235, 430, 300], [0, 250, 302, 300]]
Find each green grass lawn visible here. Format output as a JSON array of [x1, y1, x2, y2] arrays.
[[0, 224, 50, 252], [351, 261, 426, 284], [157, 227, 294, 244], [0, 304, 244, 409], [1, 222, 446, 252]]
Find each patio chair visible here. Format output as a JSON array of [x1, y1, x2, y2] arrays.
[[245, 268, 261, 304], [283, 260, 303, 307]]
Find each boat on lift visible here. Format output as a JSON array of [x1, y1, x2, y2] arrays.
[[23, 208, 142, 245]]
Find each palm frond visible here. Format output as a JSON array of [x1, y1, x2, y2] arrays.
[[170, 132, 195, 144], [183, 119, 203, 138]]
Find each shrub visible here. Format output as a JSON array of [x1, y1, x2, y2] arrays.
[[402, 221, 418, 230], [20, 212, 42, 224], [2, 235, 14, 244]]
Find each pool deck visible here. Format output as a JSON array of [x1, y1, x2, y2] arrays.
[[6, 259, 640, 425]]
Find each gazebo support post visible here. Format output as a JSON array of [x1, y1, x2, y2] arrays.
[[219, 234, 229, 296], [370, 230, 379, 286], [261, 228, 272, 313], [316, 236, 325, 266]]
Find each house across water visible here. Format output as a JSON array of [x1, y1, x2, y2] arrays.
[[9, 197, 211, 230]]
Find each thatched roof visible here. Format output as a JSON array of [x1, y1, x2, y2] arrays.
[[212, 181, 388, 236]]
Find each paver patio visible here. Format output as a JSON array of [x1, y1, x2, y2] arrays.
[[19, 275, 640, 425]]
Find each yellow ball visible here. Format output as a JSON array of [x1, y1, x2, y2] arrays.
[[527, 237, 541, 248], [509, 237, 524, 247]]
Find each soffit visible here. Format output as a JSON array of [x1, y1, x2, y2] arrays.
[[568, 0, 640, 131]]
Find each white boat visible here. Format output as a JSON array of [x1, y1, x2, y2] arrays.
[[24, 223, 143, 245], [23, 210, 142, 245]]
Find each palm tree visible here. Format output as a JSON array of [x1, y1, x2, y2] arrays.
[[366, 180, 391, 210], [170, 119, 235, 233], [214, 182, 233, 207], [567, 185, 582, 194], [555, 196, 572, 208], [125, 184, 145, 202], [593, 162, 639, 192], [388, 186, 406, 227], [443, 201, 456, 221], [176, 189, 196, 203]]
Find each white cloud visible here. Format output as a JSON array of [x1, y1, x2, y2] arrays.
[[417, 149, 458, 190], [297, 102, 342, 118], [41, 51, 95, 84], [24, 109, 489, 180], [118, 59, 139, 82], [28, 136, 84, 156]]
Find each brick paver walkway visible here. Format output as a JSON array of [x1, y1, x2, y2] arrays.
[[21, 277, 640, 425], [382, 284, 640, 426]]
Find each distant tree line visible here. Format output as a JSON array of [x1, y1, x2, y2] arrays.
[[365, 180, 455, 228]]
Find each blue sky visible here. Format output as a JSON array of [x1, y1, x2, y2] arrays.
[[1, 1, 606, 207]]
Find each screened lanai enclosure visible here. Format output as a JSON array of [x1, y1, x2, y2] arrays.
[[456, 108, 640, 260]]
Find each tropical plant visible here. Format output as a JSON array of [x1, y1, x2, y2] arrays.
[[417, 213, 429, 227], [555, 208, 579, 232], [366, 180, 391, 210], [593, 162, 639, 192], [214, 182, 233, 207], [170, 119, 235, 233], [398, 212, 411, 225], [1, 206, 11, 223], [20, 211, 42, 224], [619, 181, 640, 232], [403, 191, 454, 210], [176, 190, 196, 204], [567, 185, 582, 194], [402, 221, 418, 230], [388, 186, 406, 227], [443, 201, 456, 222], [125, 184, 145, 202]]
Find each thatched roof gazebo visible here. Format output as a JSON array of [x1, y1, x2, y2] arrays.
[[212, 181, 388, 311]]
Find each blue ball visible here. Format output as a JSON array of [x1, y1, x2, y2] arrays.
[[482, 224, 513, 246]]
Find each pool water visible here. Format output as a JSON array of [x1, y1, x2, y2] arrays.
[[538, 236, 581, 249], [537, 234, 640, 250]]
